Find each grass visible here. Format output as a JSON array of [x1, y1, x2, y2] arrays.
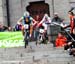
[[0, 31, 24, 48]]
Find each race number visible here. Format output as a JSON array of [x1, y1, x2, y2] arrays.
[[39, 29, 44, 33], [24, 24, 29, 29]]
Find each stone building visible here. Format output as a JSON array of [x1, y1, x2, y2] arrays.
[[0, 0, 75, 27]]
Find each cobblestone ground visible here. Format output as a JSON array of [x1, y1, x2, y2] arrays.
[[0, 42, 75, 64]]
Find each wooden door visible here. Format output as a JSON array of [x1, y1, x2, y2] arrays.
[[26, 1, 50, 21]]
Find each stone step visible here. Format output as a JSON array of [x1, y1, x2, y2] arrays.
[[0, 43, 63, 53], [0, 47, 66, 58], [0, 43, 75, 64], [0, 50, 73, 61]]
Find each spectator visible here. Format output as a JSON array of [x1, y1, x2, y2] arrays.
[[64, 11, 75, 33], [8, 26, 12, 31], [52, 13, 62, 24], [0, 24, 2, 31], [64, 28, 75, 56], [15, 22, 22, 31], [33, 15, 40, 41], [3, 26, 8, 31], [55, 32, 67, 47], [0, 23, 8, 32], [0, 24, 4, 32]]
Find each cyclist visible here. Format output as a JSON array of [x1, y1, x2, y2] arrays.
[[17, 11, 36, 48], [37, 14, 51, 43]]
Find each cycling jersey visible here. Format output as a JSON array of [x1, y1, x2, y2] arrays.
[[22, 16, 33, 30], [22, 16, 33, 24]]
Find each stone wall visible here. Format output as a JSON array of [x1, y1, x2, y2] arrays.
[[0, 0, 4, 25], [46, 0, 70, 23], [9, 0, 44, 27], [1, 0, 75, 26]]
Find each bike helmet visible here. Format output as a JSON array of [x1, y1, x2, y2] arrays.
[[24, 11, 30, 17]]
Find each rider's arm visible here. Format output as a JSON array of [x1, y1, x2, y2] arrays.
[[47, 17, 51, 23], [31, 17, 37, 26], [38, 17, 51, 27], [37, 18, 44, 27], [30, 17, 38, 27], [17, 17, 23, 23], [33, 20, 37, 26]]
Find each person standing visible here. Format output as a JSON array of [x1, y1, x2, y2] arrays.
[[64, 11, 75, 33], [55, 32, 67, 47], [52, 13, 62, 24]]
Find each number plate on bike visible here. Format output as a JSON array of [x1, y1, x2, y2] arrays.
[[24, 24, 29, 29], [39, 29, 44, 33]]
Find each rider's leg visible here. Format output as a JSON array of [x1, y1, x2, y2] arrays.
[[30, 25, 33, 36], [24, 29, 29, 48], [21, 26, 25, 36], [25, 34, 28, 48]]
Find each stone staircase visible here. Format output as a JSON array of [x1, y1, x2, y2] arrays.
[[0, 42, 75, 64]]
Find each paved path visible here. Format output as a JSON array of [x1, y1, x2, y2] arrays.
[[0, 42, 75, 64]]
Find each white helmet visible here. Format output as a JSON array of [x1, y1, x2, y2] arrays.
[[44, 14, 48, 18], [24, 11, 30, 17]]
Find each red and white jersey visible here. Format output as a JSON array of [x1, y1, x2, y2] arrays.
[[38, 14, 51, 27]]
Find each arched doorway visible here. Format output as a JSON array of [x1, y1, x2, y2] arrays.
[[26, 1, 50, 21]]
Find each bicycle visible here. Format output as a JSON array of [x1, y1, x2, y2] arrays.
[[36, 28, 47, 45]]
